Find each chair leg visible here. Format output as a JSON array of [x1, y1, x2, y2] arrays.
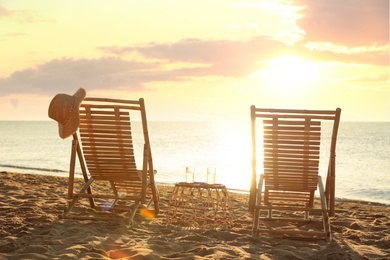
[[304, 203, 309, 219], [252, 208, 259, 237], [127, 199, 141, 225], [268, 202, 273, 219], [322, 210, 331, 242], [255, 175, 264, 207], [63, 177, 95, 219], [318, 176, 332, 242], [252, 174, 264, 237]]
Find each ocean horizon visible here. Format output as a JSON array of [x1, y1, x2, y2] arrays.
[[1, 120, 389, 205]]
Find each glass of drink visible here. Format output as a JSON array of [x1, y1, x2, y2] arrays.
[[186, 166, 195, 183], [207, 167, 216, 184]]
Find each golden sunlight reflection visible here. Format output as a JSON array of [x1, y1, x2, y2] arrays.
[[140, 208, 155, 220], [213, 122, 264, 191], [253, 120, 265, 191], [211, 123, 250, 190]]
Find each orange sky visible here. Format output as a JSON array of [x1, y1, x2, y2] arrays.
[[0, 0, 389, 121]]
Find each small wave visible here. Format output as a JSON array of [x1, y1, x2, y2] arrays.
[[0, 164, 67, 173]]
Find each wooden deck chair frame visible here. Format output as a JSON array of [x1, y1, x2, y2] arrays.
[[249, 107, 341, 242], [63, 97, 159, 224]]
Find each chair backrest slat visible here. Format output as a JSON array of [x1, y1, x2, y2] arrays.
[[262, 116, 321, 192], [77, 98, 152, 192], [249, 106, 341, 214]]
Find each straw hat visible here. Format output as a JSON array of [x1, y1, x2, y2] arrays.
[[48, 88, 86, 139]]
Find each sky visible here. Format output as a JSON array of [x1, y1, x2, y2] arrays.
[[0, 0, 389, 122]]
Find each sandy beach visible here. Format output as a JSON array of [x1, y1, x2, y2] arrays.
[[0, 171, 389, 259]]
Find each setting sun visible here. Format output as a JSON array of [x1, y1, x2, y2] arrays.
[[267, 56, 318, 94]]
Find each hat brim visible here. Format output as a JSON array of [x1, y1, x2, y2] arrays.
[[58, 88, 86, 139]]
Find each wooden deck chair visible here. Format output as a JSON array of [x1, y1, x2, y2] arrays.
[[249, 107, 341, 242], [63, 97, 159, 224]]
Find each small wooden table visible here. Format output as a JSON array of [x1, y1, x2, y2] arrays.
[[166, 182, 233, 229]]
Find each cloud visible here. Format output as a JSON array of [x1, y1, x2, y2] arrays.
[[0, 57, 161, 96], [295, 0, 389, 46], [0, 33, 27, 42], [1, 37, 295, 97], [100, 37, 296, 76], [103, 36, 388, 69], [1, 32, 387, 97], [301, 44, 389, 67], [336, 73, 389, 84], [0, 4, 53, 23], [0, 5, 11, 16]]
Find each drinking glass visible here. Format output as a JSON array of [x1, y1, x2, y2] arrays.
[[207, 167, 216, 184], [186, 166, 195, 183]]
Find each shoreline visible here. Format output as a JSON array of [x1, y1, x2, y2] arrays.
[[2, 167, 389, 207], [1, 171, 389, 259]]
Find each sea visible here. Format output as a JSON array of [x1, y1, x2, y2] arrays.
[[0, 121, 389, 205]]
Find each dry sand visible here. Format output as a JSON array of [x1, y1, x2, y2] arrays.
[[0, 171, 389, 259]]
